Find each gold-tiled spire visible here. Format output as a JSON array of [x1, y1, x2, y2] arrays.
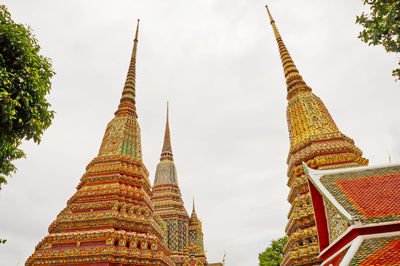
[[265, 5, 311, 100], [27, 20, 174, 266], [116, 19, 140, 117], [264, 5, 368, 266], [98, 20, 144, 160], [161, 101, 173, 161]]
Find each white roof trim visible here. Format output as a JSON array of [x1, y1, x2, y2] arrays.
[[321, 240, 354, 266], [304, 162, 400, 224], [305, 161, 400, 177], [340, 236, 363, 266], [319, 225, 356, 257], [322, 230, 400, 266], [320, 221, 400, 258], [361, 230, 400, 239], [341, 231, 400, 266], [303, 163, 352, 219]]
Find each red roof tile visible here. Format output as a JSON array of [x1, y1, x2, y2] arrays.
[[318, 165, 400, 224], [335, 173, 400, 218], [351, 235, 400, 265]]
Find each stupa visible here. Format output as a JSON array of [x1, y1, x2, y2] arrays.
[[26, 20, 174, 266], [152, 103, 207, 265], [265, 5, 368, 265]]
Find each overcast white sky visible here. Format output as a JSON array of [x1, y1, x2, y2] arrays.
[[0, 0, 399, 265]]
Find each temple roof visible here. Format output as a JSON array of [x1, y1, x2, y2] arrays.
[[349, 234, 400, 265], [304, 163, 400, 224], [321, 232, 400, 266]]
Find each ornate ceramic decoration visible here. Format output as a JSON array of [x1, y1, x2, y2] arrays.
[[265, 5, 368, 265], [152, 104, 208, 265], [26, 20, 174, 266]]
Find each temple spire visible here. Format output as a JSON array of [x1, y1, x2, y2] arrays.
[[265, 3, 275, 23], [265, 5, 311, 98], [160, 101, 173, 161], [116, 19, 140, 117], [27, 21, 175, 266], [191, 196, 198, 220], [264, 5, 368, 265]]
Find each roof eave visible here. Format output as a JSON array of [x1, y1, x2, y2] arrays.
[[319, 221, 400, 263]]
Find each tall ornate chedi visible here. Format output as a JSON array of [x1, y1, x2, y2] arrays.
[[26, 20, 174, 266], [151, 104, 207, 265], [265, 6, 368, 266]]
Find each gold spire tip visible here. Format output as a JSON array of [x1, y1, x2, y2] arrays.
[[265, 4, 274, 24], [166, 101, 169, 121], [134, 19, 140, 41]]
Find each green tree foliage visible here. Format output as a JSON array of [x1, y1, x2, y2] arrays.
[[258, 236, 288, 266], [0, 5, 54, 187], [356, 0, 400, 81]]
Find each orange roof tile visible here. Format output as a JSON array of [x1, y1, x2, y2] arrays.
[[351, 235, 400, 265], [319, 165, 400, 224]]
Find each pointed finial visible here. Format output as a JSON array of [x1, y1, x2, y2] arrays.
[[115, 19, 141, 117], [265, 5, 274, 24], [264, 5, 311, 99], [134, 19, 140, 41], [160, 101, 173, 161], [191, 196, 198, 219], [190, 196, 200, 225], [166, 101, 169, 122]]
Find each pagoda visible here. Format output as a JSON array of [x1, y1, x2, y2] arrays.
[[26, 20, 174, 266], [264, 6, 369, 265], [151, 104, 207, 265]]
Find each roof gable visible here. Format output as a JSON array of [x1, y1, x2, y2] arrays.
[[305, 163, 400, 224]]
